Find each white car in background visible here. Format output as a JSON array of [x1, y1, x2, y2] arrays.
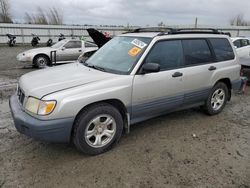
[[17, 39, 98, 68], [231, 37, 250, 67]]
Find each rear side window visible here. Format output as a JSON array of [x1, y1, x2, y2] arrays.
[[145, 40, 184, 71], [209, 38, 235, 61], [64, 41, 81, 49], [182, 39, 213, 66], [242, 39, 250, 47]]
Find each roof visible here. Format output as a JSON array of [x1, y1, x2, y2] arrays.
[[231, 37, 250, 42]]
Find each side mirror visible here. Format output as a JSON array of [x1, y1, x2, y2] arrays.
[[234, 46, 238, 49], [61, 47, 66, 51], [141, 63, 160, 74]]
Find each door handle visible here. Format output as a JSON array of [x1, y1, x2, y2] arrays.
[[172, 72, 183, 78], [208, 66, 216, 71], [79, 50, 82, 52]]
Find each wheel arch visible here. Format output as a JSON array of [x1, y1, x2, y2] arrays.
[[70, 99, 129, 141], [33, 53, 51, 65], [214, 78, 232, 101]]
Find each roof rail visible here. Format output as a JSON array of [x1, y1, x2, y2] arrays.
[[172, 28, 220, 34], [127, 27, 175, 33], [158, 28, 231, 36], [124, 27, 231, 37]]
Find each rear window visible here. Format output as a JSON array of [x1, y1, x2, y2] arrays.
[[182, 39, 214, 66], [85, 42, 98, 48], [209, 38, 235, 61]]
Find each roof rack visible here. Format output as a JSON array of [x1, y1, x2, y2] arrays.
[[127, 27, 175, 33], [125, 27, 231, 36], [160, 28, 231, 36]]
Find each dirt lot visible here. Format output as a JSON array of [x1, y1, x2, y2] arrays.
[[0, 46, 250, 188]]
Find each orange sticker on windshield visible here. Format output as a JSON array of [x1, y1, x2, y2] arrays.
[[128, 47, 141, 57]]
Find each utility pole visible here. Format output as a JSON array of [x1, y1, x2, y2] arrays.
[[195, 17, 198, 28]]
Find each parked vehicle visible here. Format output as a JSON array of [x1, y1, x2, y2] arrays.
[[58, 33, 65, 41], [31, 34, 40, 47], [46, 38, 53, 47], [231, 37, 250, 68], [17, 39, 98, 68], [6, 33, 16, 47], [10, 28, 244, 155]]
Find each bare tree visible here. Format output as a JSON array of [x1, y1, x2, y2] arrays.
[[24, 6, 63, 25], [230, 14, 250, 26], [48, 7, 63, 25], [0, 0, 12, 23], [158, 21, 165, 27]]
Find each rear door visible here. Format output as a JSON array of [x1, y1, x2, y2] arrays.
[[181, 38, 235, 105], [180, 39, 217, 104], [131, 40, 185, 123]]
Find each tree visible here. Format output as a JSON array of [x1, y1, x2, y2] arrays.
[[25, 6, 63, 25], [158, 21, 165, 27], [0, 0, 12, 23], [230, 14, 250, 26]]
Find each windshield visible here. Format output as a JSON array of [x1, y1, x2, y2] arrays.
[[85, 36, 152, 74], [51, 40, 67, 48]]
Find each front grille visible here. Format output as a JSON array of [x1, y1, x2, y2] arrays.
[[17, 87, 25, 105]]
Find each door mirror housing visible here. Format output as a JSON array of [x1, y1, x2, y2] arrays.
[[141, 63, 160, 74], [61, 47, 66, 51]]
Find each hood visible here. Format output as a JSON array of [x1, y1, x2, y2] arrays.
[[87, 28, 111, 48], [19, 63, 117, 99]]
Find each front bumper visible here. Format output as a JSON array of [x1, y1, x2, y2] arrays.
[[9, 95, 74, 143], [16, 53, 32, 62]]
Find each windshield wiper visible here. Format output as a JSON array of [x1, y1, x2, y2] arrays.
[[82, 61, 108, 72]]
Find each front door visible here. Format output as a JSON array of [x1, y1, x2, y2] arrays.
[[131, 40, 185, 123], [57, 41, 82, 62]]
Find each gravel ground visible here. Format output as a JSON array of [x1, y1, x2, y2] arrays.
[[0, 46, 250, 188]]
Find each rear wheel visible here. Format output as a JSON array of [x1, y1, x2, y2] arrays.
[[33, 55, 49, 68], [204, 82, 229, 115], [73, 103, 123, 155]]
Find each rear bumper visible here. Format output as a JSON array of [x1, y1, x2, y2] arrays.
[[232, 77, 248, 93], [9, 95, 74, 143]]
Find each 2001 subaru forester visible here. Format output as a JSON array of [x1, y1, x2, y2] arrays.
[[10, 28, 244, 155]]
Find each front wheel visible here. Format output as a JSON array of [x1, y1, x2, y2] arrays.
[[203, 82, 229, 115], [73, 103, 123, 155], [33, 55, 49, 68]]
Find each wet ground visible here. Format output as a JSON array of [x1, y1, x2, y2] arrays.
[[0, 46, 250, 188]]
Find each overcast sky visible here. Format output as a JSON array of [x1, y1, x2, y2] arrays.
[[10, 0, 250, 26]]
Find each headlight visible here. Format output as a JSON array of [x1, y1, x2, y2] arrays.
[[25, 97, 56, 115]]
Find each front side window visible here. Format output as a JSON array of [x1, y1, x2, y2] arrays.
[[85, 36, 151, 74], [64, 41, 81, 49], [144, 40, 183, 71], [182, 39, 214, 66], [233, 40, 241, 48], [209, 38, 235, 61]]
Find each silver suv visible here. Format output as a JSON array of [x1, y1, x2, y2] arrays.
[[10, 28, 244, 155]]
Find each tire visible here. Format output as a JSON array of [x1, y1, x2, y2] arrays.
[[203, 82, 229, 115], [33, 55, 49, 69], [73, 103, 123, 155]]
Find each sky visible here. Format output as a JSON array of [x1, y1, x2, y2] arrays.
[[10, 0, 250, 26]]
